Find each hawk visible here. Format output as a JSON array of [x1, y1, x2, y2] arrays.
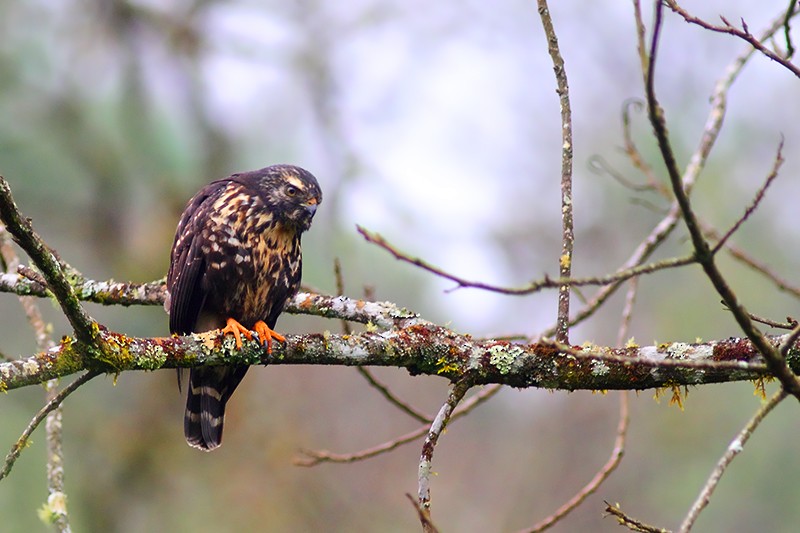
[[166, 165, 322, 451]]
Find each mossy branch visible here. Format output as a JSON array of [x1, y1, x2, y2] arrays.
[[1, 321, 792, 393]]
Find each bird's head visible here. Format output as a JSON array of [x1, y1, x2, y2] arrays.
[[256, 165, 322, 232]]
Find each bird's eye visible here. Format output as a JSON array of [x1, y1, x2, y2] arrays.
[[286, 186, 298, 197]]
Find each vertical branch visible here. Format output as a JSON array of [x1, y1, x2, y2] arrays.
[[1, 228, 70, 531], [537, 0, 574, 344], [417, 379, 472, 530]]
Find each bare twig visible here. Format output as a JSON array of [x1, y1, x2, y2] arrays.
[[0, 371, 99, 482], [678, 389, 787, 532], [334, 258, 432, 423], [537, 0, 574, 343], [296, 385, 501, 466], [406, 493, 440, 533], [786, 0, 798, 58], [356, 368, 432, 424], [418, 378, 472, 519], [703, 224, 800, 300], [525, 393, 629, 532], [745, 312, 796, 330], [711, 138, 784, 254], [666, 1, 800, 79], [359, 224, 695, 296], [604, 501, 671, 533]]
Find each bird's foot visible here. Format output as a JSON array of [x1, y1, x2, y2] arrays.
[[253, 321, 285, 354], [220, 318, 254, 350]]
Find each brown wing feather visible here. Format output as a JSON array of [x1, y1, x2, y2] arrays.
[[167, 180, 229, 334]]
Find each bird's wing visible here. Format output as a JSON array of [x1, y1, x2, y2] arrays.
[[167, 181, 227, 334]]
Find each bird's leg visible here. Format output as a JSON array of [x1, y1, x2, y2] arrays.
[[220, 317, 254, 349], [253, 321, 285, 354]]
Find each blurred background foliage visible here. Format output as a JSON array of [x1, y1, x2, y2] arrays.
[[1, 0, 799, 531]]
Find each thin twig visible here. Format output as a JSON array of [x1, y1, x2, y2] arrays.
[[356, 368, 432, 424], [359, 225, 695, 296], [785, 0, 798, 58], [666, 0, 800, 79], [711, 138, 784, 254], [525, 393, 630, 532], [746, 312, 796, 330], [406, 493, 440, 533], [418, 378, 472, 521], [589, 156, 657, 193], [703, 223, 800, 300], [620, 98, 669, 197], [334, 258, 432, 423], [295, 385, 500, 466], [0, 371, 99, 482], [604, 501, 671, 533], [678, 389, 787, 532]]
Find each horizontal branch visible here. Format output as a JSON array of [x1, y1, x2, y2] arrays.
[[1, 321, 793, 393], [0, 273, 423, 330]]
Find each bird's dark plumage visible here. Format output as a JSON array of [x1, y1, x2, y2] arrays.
[[166, 165, 321, 451]]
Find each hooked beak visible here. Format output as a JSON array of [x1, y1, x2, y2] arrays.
[[304, 197, 319, 217]]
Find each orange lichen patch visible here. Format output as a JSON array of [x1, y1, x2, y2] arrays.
[[299, 295, 314, 309], [356, 300, 365, 310]]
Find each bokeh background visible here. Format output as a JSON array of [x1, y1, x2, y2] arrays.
[[2, 1, 800, 531]]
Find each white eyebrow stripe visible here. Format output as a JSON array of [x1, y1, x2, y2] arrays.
[[285, 175, 306, 190]]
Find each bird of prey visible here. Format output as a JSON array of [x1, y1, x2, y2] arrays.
[[166, 165, 322, 451]]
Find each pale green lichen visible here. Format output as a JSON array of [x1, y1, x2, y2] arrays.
[[592, 359, 610, 376], [37, 492, 67, 525], [136, 344, 168, 370], [489, 345, 524, 375], [22, 360, 40, 375], [667, 342, 691, 359]]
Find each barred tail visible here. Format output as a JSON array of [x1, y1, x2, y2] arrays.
[[184, 366, 248, 451]]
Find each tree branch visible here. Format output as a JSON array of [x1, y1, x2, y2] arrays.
[[0, 178, 95, 345], [537, 0, 574, 344], [646, 1, 800, 400], [3, 321, 797, 393]]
